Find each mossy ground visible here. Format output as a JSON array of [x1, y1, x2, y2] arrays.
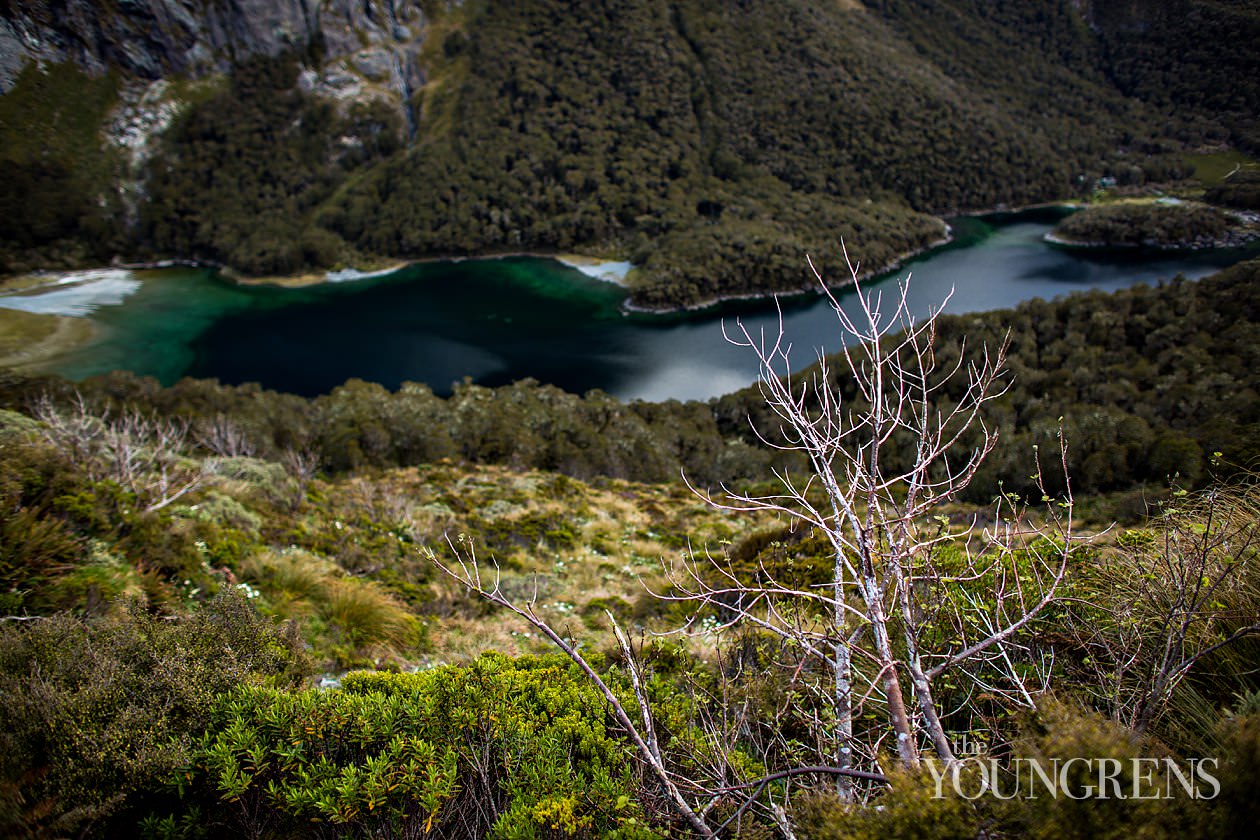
[[281, 462, 769, 663]]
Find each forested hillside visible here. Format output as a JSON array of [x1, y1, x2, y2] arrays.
[[2, 0, 1253, 307], [1086, 0, 1260, 150]]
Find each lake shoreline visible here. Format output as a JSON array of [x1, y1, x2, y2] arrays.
[[0, 225, 962, 316], [0, 221, 986, 321], [0, 309, 98, 371], [0, 202, 1071, 316], [0, 259, 211, 295], [227, 252, 634, 290], [226, 230, 962, 316], [1044, 223, 1260, 251], [8, 209, 1251, 402]]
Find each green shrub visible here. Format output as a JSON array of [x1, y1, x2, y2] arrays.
[[1200, 693, 1260, 835], [176, 653, 660, 838], [794, 767, 990, 840], [1003, 700, 1202, 840], [0, 591, 307, 837]]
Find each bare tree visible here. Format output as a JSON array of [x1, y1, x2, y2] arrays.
[[30, 392, 104, 475], [33, 393, 217, 513], [279, 445, 321, 511], [669, 254, 1074, 796], [427, 255, 1076, 827], [195, 413, 257, 458]]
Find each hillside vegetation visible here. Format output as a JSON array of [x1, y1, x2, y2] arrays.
[[3, 0, 1255, 306], [5, 2, 1260, 833], [4, 261, 1260, 835]]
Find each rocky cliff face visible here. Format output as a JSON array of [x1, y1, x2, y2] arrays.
[[0, 0, 433, 114]]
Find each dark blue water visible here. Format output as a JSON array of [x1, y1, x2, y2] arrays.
[[27, 209, 1259, 401]]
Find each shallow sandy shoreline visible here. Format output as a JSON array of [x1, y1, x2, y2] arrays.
[[0, 310, 98, 371], [0, 260, 208, 295], [226, 251, 638, 290], [230, 263, 411, 288]]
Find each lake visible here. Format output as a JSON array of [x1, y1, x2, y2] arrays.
[[7, 208, 1257, 402]]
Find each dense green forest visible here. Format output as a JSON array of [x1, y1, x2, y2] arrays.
[[3, 0, 1256, 306], [4, 259, 1260, 836], [141, 54, 402, 278], [0, 63, 126, 272], [1086, 0, 1260, 150]]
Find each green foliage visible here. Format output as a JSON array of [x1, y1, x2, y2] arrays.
[[1058, 481, 1260, 746], [794, 767, 990, 840], [0, 62, 125, 273], [1051, 202, 1245, 248], [176, 654, 659, 838], [795, 699, 1225, 839], [1204, 696, 1260, 836], [297, 376, 752, 485], [1205, 167, 1260, 210], [1087, 0, 1260, 152], [141, 53, 397, 276], [1004, 699, 1202, 840], [884, 256, 1260, 501], [725, 525, 834, 589], [700, 257, 1260, 507], [0, 592, 308, 837], [0, 423, 234, 613]]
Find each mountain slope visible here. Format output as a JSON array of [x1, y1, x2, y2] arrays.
[[1, 0, 1250, 307]]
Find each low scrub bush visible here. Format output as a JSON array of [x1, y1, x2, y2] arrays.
[[0, 592, 307, 837], [170, 653, 659, 838]]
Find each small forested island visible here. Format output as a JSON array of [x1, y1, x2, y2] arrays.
[[1049, 200, 1260, 249]]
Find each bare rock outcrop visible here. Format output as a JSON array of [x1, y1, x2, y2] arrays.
[[0, 0, 434, 118]]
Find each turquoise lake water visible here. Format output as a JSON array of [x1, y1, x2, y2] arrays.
[[10, 209, 1257, 401]]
